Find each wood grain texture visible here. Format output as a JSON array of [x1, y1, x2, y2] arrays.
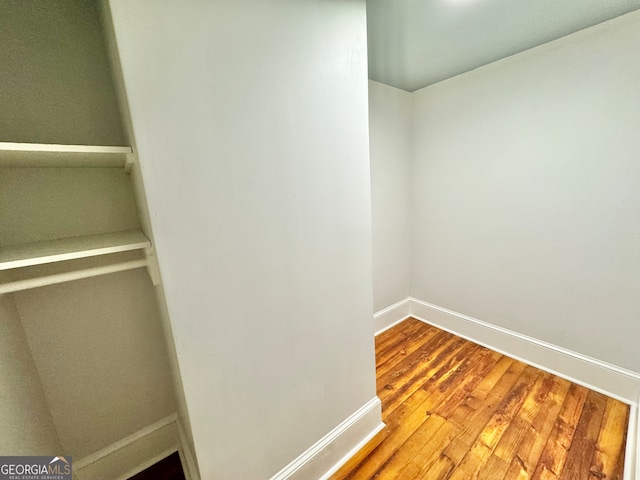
[[331, 318, 630, 480]]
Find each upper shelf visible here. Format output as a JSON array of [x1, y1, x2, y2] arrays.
[[0, 230, 151, 270], [0, 142, 133, 168]]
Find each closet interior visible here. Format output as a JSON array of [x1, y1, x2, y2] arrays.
[[0, 2, 188, 478]]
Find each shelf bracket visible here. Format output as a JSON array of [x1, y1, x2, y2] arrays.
[[124, 152, 135, 173], [144, 247, 162, 286]]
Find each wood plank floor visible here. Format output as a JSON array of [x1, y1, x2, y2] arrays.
[[331, 318, 630, 480]]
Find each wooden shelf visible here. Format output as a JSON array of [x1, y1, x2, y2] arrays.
[[0, 230, 151, 270], [0, 142, 133, 168]]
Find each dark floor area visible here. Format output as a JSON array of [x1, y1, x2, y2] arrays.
[[128, 451, 186, 480]]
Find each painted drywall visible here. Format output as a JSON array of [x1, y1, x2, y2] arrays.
[[368, 80, 412, 312], [98, 2, 200, 473], [0, 0, 124, 145], [107, 1, 378, 478], [14, 267, 177, 458], [0, 167, 141, 246], [411, 10, 640, 373], [0, 294, 61, 455]]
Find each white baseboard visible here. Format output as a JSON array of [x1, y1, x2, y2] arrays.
[[269, 397, 384, 480], [74, 413, 198, 480], [637, 403, 640, 480], [407, 298, 640, 404], [626, 402, 639, 480], [374, 297, 412, 335]]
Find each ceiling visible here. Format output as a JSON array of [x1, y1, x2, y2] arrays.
[[367, 0, 640, 92]]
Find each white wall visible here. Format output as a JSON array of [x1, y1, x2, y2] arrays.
[[14, 267, 177, 458], [107, 1, 378, 479], [0, 294, 61, 455], [368, 81, 412, 312], [0, 167, 140, 246], [411, 10, 640, 373], [0, 0, 124, 145]]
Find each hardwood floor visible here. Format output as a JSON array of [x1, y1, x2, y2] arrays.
[[331, 318, 630, 480]]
